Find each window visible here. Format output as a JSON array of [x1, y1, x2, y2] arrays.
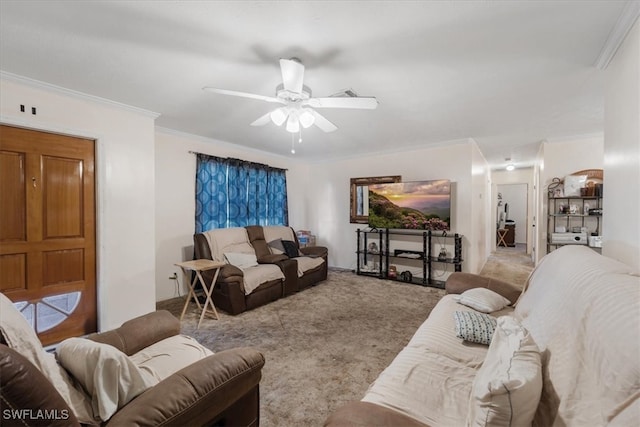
[[14, 291, 81, 333], [195, 154, 288, 232]]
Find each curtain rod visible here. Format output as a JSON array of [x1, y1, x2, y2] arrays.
[[188, 151, 288, 171]]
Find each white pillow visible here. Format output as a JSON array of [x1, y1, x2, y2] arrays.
[[454, 311, 497, 345], [453, 287, 511, 313], [467, 316, 542, 426], [57, 337, 158, 422], [563, 174, 587, 197], [224, 252, 258, 269]]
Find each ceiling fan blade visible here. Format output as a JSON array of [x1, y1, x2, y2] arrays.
[[203, 87, 284, 104], [305, 97, 378, 109], [309, 110, 337, 133], [280, 58, 304, 94], [250, 112, 272, 127]]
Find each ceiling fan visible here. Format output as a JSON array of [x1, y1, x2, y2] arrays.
[[203, 58, 378, 134]]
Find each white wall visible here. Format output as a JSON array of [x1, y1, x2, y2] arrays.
[[537, 136, 604, 260], [306, 140, 488, 278], [0, 75, 158, 331], [154, 129, 308, 301], [603, 17, 640, 269], [471, 140, 491, 273]]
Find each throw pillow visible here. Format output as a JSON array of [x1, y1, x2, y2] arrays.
[[57, 337, 158, 422], [563, 174, 588, 197], [467, 316, 542, 427], [268, 238, 286, 255], [453, 287, 511, 313], [454, 311, 497, 345], [224, 252, 258, 269], [281, 240, 301, 258]]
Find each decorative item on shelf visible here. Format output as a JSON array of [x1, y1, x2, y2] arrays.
[[589, 235, 602, 248], [394, 249, 423, 259], [400, 271, 413, 282], [388, 265, 397, 279], [580, 182, 596, 196], [368, 242, 379, 254], [595, 183, 603, 197], [548, 177, 563, 197], [438, 247, 447, 261]]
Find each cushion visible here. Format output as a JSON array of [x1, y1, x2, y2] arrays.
[[454, 311, 497, 345], [129, 334, 214, 382], [453, 287, 511, 313], [467, 316, 542, 426], [224, 252, 259, 269], [240, 264, 285, 295], [56, 337, 158, 422], [282, 240, 301, 258], [268, 238, 286, 255], [0, 292, 94, 423], [563, 174, 587, 197]]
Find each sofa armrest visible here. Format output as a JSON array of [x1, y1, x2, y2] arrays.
[[445, 272, 522, 305], [324, 401, 429, 427], [258, 253, 289, 263], [104, 347, 265, 427], [86, 310, 180, 356], [216, 264, 243, 280], [0, 344, 81, 427], [300, 245, 328, 258]]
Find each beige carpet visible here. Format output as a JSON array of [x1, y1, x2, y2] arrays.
[[157, 249, 533, 426]]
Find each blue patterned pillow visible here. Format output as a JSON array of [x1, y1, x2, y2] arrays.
[[454, 311, 497, 345]]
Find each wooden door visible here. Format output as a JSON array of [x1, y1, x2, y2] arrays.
[[0, 125, 96, 345]]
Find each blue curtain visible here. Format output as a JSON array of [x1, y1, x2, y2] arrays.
[[266, 168, 288, 225], [195, 155, 288, 231], [195, 154, 228, 232]]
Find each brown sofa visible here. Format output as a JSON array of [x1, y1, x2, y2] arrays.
[[0, 309, 264, 427], [194, 225, 328, 315]]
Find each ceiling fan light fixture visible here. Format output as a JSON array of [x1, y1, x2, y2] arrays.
[[286, 112, 300, 133], [299, 109, 315, 128], [506, 163, 515, 171], [270, 108, 288, 126]]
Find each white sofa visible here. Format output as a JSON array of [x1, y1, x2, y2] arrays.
[[325, 245, 639, 426]]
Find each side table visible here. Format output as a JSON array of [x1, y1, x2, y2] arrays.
[[175, 259, 225, 329]]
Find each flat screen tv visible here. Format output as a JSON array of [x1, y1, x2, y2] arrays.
[[368, 179, 451, 230]]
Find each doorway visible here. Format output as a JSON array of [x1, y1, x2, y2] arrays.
[[0, 125, 97, 346], [496, 183, 528, 252]]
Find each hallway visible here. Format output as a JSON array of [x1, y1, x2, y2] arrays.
[[479, 244, 534, 289]]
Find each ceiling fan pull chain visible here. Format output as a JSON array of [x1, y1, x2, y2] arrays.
[[291, 133, 296, 154], [298, 129, 302, 144]]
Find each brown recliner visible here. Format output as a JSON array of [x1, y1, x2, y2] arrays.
[[193, 231, 287, 315], [0, 310, 264, 427]]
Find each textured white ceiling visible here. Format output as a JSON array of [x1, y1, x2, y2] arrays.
[[0, 1, 632, 169]]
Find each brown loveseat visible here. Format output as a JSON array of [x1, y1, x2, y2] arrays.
[[194, 225, 328, 315], [0, 308, 264, 427]]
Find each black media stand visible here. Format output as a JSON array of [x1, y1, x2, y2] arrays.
[[356, 228, 463, 289]]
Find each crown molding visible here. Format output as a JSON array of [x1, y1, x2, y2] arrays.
[[0, 70, 160, 118], [594, 1, 640, 70], [155, 126, 298, 162]]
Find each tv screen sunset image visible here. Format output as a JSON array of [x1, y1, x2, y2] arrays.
[[368, 180, 451, 230]]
